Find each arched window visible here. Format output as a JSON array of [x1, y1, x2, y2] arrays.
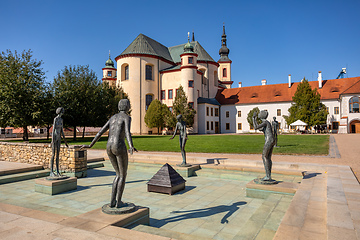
[[146, 64, 153, 80], [145, 94, 153, 110], [223, 68, 227, 78], [349, 97, 359, 113], [121, 64, 129, 81], [214, 71, 218, 86]]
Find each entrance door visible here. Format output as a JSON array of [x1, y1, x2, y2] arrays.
[[215, 122, 219, 134], [350, 120, 360, 133]]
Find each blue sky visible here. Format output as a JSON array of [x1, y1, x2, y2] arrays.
[[1, 0, 359, 88]]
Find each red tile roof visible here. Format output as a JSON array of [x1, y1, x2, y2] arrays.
[[216, 77, 360, 105]]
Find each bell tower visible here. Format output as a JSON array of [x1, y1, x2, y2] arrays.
[[102, 51, 117, 87], [218, 24, 233, 88]]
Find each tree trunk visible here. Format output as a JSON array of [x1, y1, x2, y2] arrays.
[[73, 126, 77, 141], [46, 125, 51, 140], [23, 126, 28, 141], [82, 126, 85, 138], [158, 127, 160, 135]]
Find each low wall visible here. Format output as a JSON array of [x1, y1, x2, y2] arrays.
[[0, 142, 87, 177]]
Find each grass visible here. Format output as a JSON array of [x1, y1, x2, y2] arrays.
[[16, 134, 329, 155]]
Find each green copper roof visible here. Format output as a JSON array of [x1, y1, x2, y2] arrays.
[[169, 41, 215, 63], [118, 34, 216, 64], [118, 34, 173, 62]]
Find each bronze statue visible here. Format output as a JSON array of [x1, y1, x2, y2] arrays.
[[49, 107, 68, 178], [253, 110, 276, 183], [272, 117, 279, 147], [81, 99, 137, 211], [170, 114, 190, 167]]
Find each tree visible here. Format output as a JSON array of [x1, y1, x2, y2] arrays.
[[144, 99, 169, 134], [52, 65, 100, 140], [172, 85, 196, 127], [284, 78, 327, 127], [0, 49, 46, 141], [247, 107, 261, 130], [39, 83, 57, 140]]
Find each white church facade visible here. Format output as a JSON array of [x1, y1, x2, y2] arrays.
[[102, 28, 360, 134]]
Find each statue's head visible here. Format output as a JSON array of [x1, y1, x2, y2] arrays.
[[258, 110, 268, 119], [118, 99, 130, 112], [176, 114, 182, 121], [273, 116, 276, 121], [56, 107, 64, 115]]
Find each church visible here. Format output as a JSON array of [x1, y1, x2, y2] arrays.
[[102, 27, 360, 134]]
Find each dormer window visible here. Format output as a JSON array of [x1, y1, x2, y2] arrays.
[[274, 91, 281, 97], [251, 93, 258, 98], [330, 87, 340, 93]]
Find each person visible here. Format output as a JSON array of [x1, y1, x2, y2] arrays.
[[80, 99, 137, 208], [253, 110, 275, 181], [272, 117, 279, 147], [50, 107, 69, 177], [170, 114, 189, 166]]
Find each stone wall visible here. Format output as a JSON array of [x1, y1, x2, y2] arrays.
[[0, 142, 87, 177]]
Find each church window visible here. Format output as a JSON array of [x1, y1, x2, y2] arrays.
[[188, 80, 194, 88], [161, 90, 165, 100], [121, 64, 129, 81], [214, 71, 218, 86], [146, 65, 153, 80], [206, 107, 209, 116], [215, 108, 219, 117], [188, 57, 193, 64], [223, 68, 227, 78], [349, 97, 359, 113], [107, 71, 112, 77], [207, 121, 209, 131], [277, 109, 281, 116], [226, 111, 229, 118], [211, 121, 214, 130], [125, 66, 129, 80], [334, 107, 339, 114], [237, 111, 241, 117], [168, 89, 173, 99], [211, 108, 213, 116], [238, 123, 242, 130], [226, 123, 230, 130], [145, 94, 153, 110]]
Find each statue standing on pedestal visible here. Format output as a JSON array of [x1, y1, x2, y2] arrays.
[[49, 107, 69, 179], [81, 99, 137, 213], [170, 114, 190, 167], [252, 110, 276, 184], [272, 117, 279, 147]]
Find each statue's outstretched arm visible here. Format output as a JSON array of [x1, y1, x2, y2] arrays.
[[80, 120, 110, 149], [170, 124, 178, 140], [125, 116, 137, 154]]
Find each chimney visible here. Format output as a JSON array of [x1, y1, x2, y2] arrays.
[[288, 74, 291, 88], [238, 82, 242, 88], [318, 71, 322, 89], [261, 79, 267, 85]]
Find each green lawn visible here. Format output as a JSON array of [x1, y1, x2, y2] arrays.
[[21, 134, 329, 155]]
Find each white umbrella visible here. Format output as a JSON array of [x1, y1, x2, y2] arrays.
[[290, 120, 308, 126]]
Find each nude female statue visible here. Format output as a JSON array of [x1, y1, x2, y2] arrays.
[[169, 114, 189, 166], [253, 110, 275, 182], [81, 99, 137, 208], [50, 107, 68, 178]]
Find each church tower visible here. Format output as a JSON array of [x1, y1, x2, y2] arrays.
[[102, 52, 117, 87], [218, 25, 233, 88]]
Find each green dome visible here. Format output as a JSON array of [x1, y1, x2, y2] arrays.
[[105, 57, 114, 67], [183, 41, 194, 53]]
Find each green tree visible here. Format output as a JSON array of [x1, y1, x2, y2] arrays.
[[144, 99, 169, 134], [172, 85, 196, 127], [0, 49, 46, 141], [52, 65, 100, 140], [284, 78, 327, 127], [247, 107, 261, 130], [39, 83, 57, 140]]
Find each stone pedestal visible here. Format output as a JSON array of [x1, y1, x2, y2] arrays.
[[246, 179, 299, 199], [173, 164, 200, 178], [35, 177, 77, 195]]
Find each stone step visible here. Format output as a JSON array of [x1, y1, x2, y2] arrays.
[[87, 157, 105, 163], [132, 224, 213, 240], [0, 169, 50, 184], [0, 164, 43, 176], [87, 162, 104, 169]]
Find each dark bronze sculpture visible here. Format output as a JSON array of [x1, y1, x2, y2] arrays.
[[49, 107, 69, 179], [253, 110, 276, 184], [81, 99, 137, 213], [170, 114, 190, 167], [272, 117, 279, 147]]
